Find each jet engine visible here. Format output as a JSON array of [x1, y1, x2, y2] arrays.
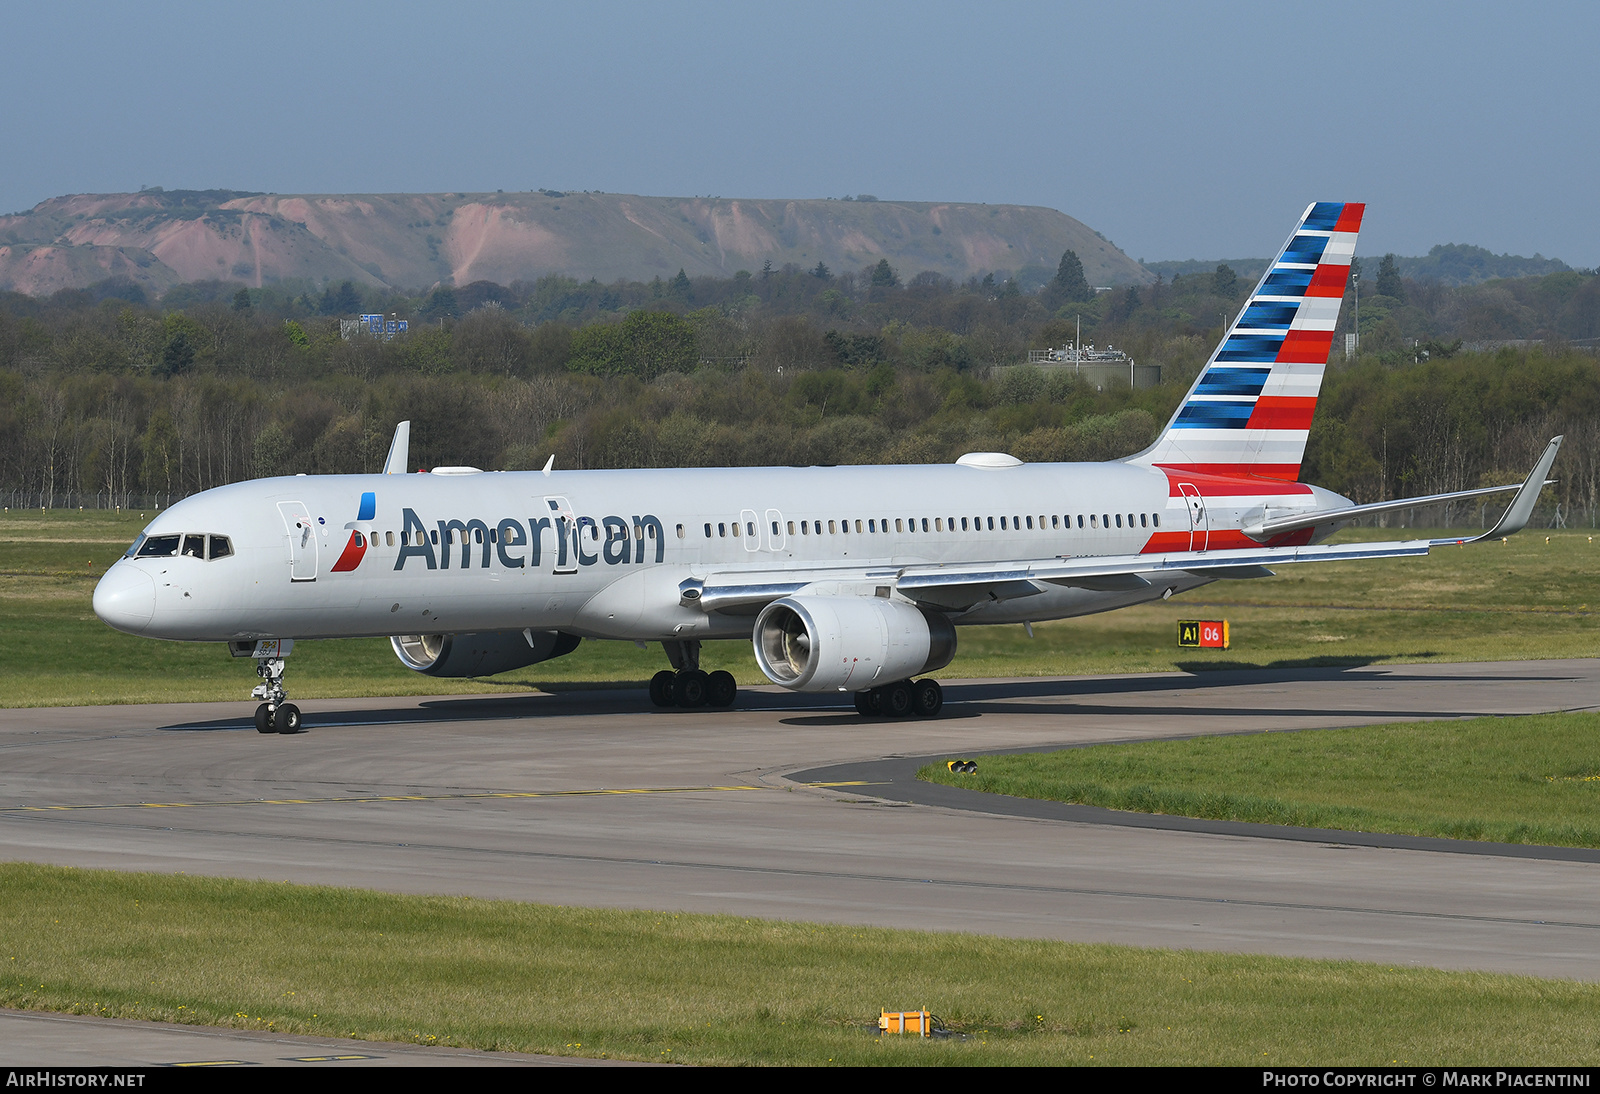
[[752, 595, 956, 693], [390, 629, 580, 677]]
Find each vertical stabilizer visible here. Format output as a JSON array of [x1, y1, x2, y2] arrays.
[[1127, 202, 1363, 480], [382, 421, 411, 475]]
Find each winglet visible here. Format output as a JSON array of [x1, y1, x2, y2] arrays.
[[1434, 436, 1563, 545], [382, 421, 411, 475], [1482, 435, 1563, 540], [541, 454, 555, 477]]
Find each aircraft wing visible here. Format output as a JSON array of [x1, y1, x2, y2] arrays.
[[686, 537, 1434, 616]]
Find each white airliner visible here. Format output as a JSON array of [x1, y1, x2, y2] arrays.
[[93, 203, 1562, 733]]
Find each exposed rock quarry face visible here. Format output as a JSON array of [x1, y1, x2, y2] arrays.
[[0, 189, 1151, 295]]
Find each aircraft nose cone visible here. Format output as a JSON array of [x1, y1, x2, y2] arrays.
[[93, 564, 156, 634]]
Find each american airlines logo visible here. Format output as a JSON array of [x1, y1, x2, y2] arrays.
[[393, 506, 666, 571], [329, 491, 377, 573]]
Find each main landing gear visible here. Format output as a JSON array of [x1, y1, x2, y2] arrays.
[[648, 639, 738, 710], [250, 654, 303, 734], [853, 678, 943, 719]]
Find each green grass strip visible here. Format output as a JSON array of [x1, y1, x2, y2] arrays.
[[921, 712, 1600, 847], [4, 863, 1600, 1065]]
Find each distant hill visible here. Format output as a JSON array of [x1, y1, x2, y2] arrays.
[[0, 188, 1152, 297], [1393, 244, 1569, 285], [1145, 245, 1571, 288], [1141, 258, 1271, 284]]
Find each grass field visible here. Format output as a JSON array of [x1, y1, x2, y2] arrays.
[[920, 712, 1600, 847], [5, 862, 1600, 1066], [2, 508, 1596, 708]]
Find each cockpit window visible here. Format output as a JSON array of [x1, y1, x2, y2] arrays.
[[182, 534, 205, 558], [137, 534, 180, 558], [124, 534, 146, 558], [208, 535, 233, 559]]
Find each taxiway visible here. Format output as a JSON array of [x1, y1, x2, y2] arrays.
[[3, 658, 1599, 987]]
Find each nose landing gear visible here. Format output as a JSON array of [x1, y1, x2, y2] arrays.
[[249, 653, 302, 734]]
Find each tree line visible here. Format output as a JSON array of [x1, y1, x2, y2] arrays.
[[1, 258, 1597, 525]]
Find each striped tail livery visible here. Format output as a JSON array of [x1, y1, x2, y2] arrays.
[[1128, 201, 1364, 481]]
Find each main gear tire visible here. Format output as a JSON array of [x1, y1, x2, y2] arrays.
[[273, 703, 302, 734], [707, 670, 737, 708], [648, 670, 677, 707], [881, 681, 914, 718], [675, 669, 709, 708], [912, 678, 944, 717]]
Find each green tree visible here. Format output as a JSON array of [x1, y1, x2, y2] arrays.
[[232, 288, 252, 312], [1213, 264, 1238, 298], [157, 331, 194, 377], [141, 408, 180, 493], [568, 310, 696, 380], [319, 280, 362, 315], [1376, 254, 1405, 301], [870, 259, 898, 288], [421, 286, 458, 322], [671, 268, 692, 298], [1053, 250, 1091, 302], [811, 262, 832, 281]]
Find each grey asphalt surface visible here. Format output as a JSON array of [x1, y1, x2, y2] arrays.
[[3, 658, 1600, 1064]]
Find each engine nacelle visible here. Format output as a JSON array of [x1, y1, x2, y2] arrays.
[[390, 629, 580, 677], [753, 595, 956, 693]]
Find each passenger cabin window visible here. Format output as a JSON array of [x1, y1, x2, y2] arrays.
[[1153, 513, 1160, 527], [385, 531, 395, 547], [677, 524, 686, 539]]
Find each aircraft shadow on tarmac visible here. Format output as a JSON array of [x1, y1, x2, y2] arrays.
[[153, 660, 1569, 733]]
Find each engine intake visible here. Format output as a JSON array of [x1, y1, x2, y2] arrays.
[[390, 629, 580, 677], [752, 595, 955, 693]]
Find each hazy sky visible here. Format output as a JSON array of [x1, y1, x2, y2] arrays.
[[4, 0, 1596, 265]]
